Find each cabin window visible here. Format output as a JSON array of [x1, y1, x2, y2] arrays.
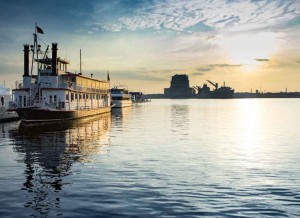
[[54, 95, 57, 103], [1, 96, 4, 106], [50, 95, 53, 103], [75, 93, 78, 100], [23, 96, 26, 107], [83, 94, 85, 100], [79, 94, 82, 100], [71, 93, 74, 101], [86, 94, 89, 99], [66, 93, 69, 101], [19, 96, 22, 106]]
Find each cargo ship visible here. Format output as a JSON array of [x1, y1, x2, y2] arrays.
[[196, 80, 234, 99], [9, 25, 111, 123]]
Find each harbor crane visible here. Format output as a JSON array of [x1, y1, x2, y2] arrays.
[[206, 80, 218, 90]]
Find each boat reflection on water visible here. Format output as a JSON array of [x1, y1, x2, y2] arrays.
[[111, 107, 132, 127], [10, 114, 111, 217], [0, 121, 20, 139]]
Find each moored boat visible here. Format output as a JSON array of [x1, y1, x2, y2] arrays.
[[129, 91, 151, 103], [9, 25, 111, 123], [0, 84, 19, 122], [111, 86, 132, 108]]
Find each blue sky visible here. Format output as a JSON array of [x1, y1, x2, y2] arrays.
[[0, 0, 299, 93]]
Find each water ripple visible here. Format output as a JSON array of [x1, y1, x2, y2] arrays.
[[0, 100, 300, 217]]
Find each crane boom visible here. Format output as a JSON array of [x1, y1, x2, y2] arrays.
[[207, 80, 218, 89]]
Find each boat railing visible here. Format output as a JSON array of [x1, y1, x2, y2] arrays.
[[76, 105, 92, 110], [75, 104, 108, 110], [31, 100, 63, 110], [44, 102, 60, 110], [60, 82, 109, 94]]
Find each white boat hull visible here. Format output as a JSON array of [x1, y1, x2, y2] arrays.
[[111, 99, 132, 108]]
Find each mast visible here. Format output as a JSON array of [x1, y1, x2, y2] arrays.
[[80, 49, 82, 74], [29, 25, 37, 105], [35, 23, 39, 76]]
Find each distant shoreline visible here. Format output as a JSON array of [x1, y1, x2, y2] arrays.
[[146, 92, 300, 99]]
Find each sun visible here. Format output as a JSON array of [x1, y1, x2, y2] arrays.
[[220, 32, 280, 72]]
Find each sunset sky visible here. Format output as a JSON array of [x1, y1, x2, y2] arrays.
[[0, 0, 299, 93]]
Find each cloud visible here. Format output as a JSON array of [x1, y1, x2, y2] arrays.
[[192, 72, 205, 76], [194, 63, 242, 75], [92, 0, 300, 32], [207, 64, 242, 68], [196, 67, 213, 72], [255, 58, 270, 62]]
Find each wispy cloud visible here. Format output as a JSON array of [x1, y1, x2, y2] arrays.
[[92, 0, 300, 32], [194, 63, 242, 75], [255, 58, 270, 62], [192, 72, 205, 76], [196, 67, 213, 72], [208, 64, 242, 68]]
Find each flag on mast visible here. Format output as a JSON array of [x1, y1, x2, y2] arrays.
[[36, 25, 44, 34]]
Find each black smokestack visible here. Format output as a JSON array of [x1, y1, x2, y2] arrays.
[[51, 43, 58, 76], [23, 44, 29, 77]]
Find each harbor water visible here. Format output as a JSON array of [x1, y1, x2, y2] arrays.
[[0, 99, 300, 217]]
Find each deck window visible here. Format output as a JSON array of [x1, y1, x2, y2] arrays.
[[50, 95, 52, 103], [19, 96, 22, 106], [71, 93, 74, 101], [23, 96, 26, 107], [66, 93, 69, 101]]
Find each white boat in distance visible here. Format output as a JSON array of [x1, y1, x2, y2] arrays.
[[0, 84, 19, 122], [9, 25, 111, 123], [111, 86, 132, 108]]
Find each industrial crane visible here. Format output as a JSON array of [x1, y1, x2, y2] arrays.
[[206, 80, 218, 90]]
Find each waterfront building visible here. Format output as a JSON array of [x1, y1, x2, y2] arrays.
[[164, 74, 195, 98]]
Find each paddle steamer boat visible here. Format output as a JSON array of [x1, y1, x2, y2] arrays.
[[9, 25, 111, 123]]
